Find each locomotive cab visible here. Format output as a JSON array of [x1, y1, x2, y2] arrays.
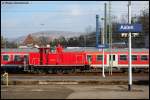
[[38, 44, 63, 65], [38, 47, 50, 65]]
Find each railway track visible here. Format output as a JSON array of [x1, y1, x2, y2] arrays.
[[2, 72, 149, 86]]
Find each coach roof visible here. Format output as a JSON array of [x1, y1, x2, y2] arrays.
[[1, 47, 148, 53]]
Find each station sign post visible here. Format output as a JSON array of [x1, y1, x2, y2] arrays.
[[117, 17, 142, 91]]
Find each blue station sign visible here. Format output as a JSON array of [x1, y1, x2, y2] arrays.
[[98, 44, 109, 48], [117, 24, 142, 33]]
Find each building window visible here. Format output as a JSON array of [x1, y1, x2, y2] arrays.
[[14, 55, 22, 62], [3, 55, 9, 61], [87, 55, 92, 62], [141, 55, 148, 61], [120, 55, 127, 60], [132, 55, 137, 60], [97, 55, 103, 61]]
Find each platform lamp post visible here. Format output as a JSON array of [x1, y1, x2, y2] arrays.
[[101, 17, 105, 78], [96, 15, 100, 48], [108, 1, 113, 76]]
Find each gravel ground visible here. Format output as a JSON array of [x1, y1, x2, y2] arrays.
[[1, 85, 149, 99]]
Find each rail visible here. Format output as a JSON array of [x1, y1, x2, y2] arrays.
[[1, 72, 8, 86]]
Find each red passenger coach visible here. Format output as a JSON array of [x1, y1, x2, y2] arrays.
[[1, 51, 29, 72], [84, 48, 149, 72]]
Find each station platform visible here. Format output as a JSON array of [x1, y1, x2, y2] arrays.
[[1, 75, 149, 85]]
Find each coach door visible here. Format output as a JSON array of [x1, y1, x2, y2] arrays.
[[24, 55, 29, 64], [109, 54, 118, 67]]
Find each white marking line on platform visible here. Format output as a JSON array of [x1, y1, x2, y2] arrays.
[[1, 90, 8, 92], [31, 89, 44, 91], [39, 81, 78, 85]]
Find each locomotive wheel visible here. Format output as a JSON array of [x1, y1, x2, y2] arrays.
[[57, 68, 63, 73], [38, 70, 46, 74], [47, 69, 53, 74], [63, 70, 68, 74], [32, 68, 44, 74], [52, 69, 57, 74], [68, 69, 75, 73], [70, 69, 75, 73]]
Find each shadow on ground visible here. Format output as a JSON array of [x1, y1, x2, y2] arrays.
[[133, 80, 149, 85], [94, 85, 144, 92]]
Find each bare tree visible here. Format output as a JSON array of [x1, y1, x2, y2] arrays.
[[38, 36, 49, 46], [84, 25, 92, 47], [1, 36, 5, 48]]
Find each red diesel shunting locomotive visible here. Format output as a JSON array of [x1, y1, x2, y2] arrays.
[[1, 44, 149, 73]]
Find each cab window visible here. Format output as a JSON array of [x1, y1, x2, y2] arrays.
[[3, 55, 9, 61], [87, 55, 92, 62], [14, 55, 22, 62], [97, 55, 103, 61]]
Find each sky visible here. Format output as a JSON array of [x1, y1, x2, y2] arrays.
[[1, 1, 149, 38]]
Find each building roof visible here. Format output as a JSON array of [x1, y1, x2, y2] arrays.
[[1, 48, 39, 52]]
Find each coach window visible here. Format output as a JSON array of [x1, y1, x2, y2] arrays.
[[113, 55, 115, 61], [3, 55, 9, 61], [97, 55, 103, 61], [87, 55, 92, 62], [109, 55, 115, 61], [132, 55, 137, 61], [120, 55, 127, 60], [14, 55, 22, 62], [141, 55, 148, 61]]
